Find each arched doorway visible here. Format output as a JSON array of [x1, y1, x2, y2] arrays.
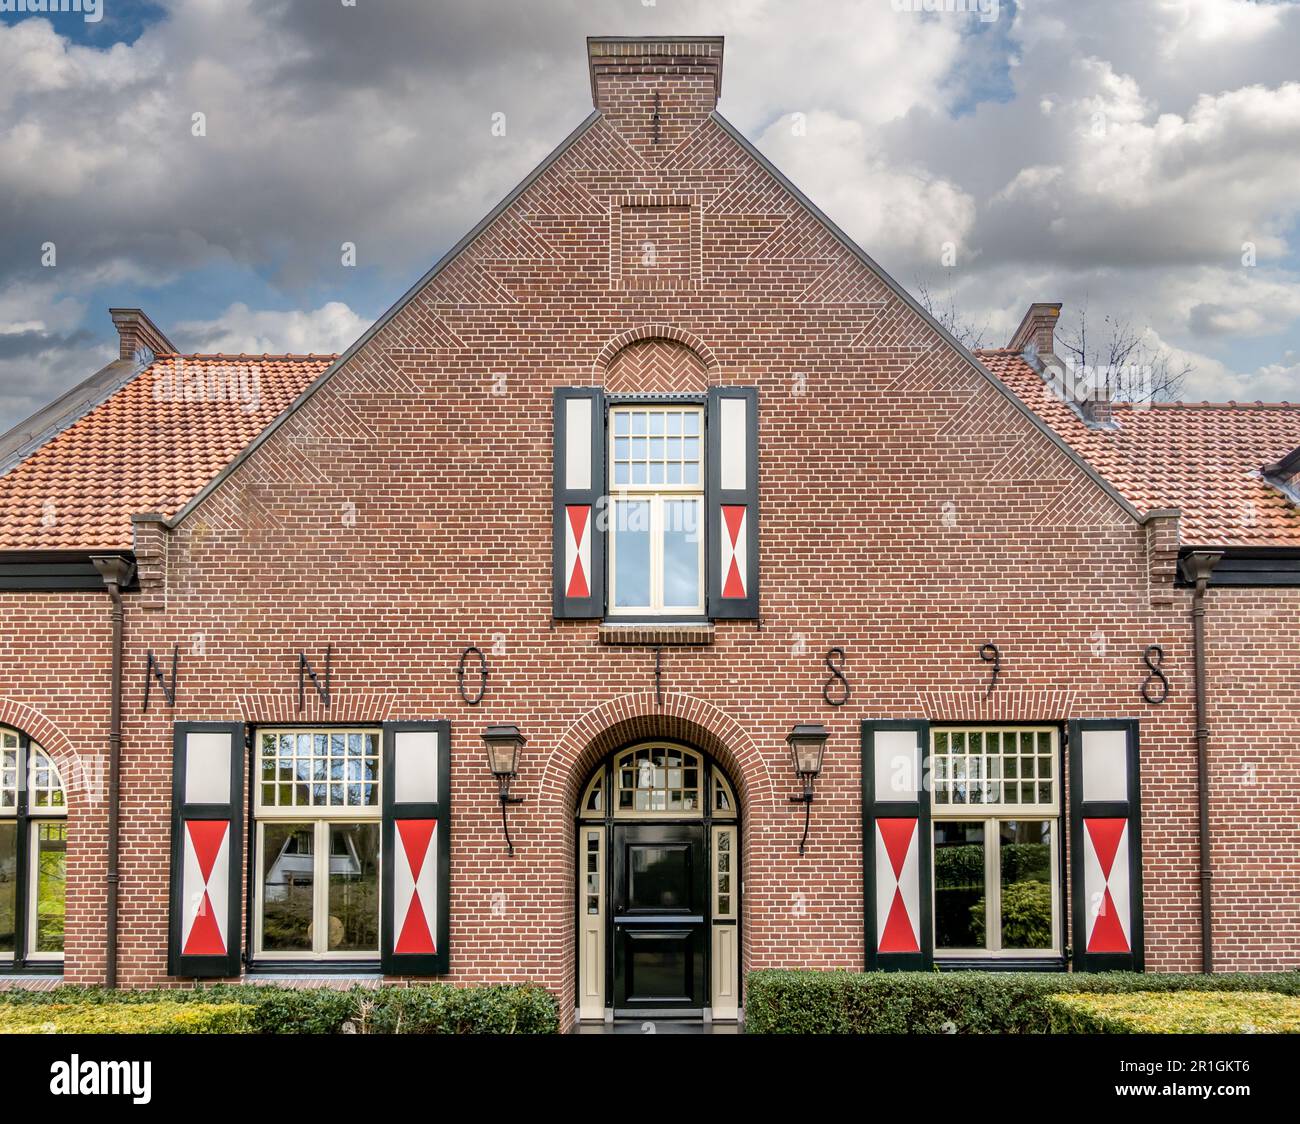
[[575, 740, 740, 1023]]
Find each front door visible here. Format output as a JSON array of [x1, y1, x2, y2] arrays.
[[611, 823, 707, 1015]]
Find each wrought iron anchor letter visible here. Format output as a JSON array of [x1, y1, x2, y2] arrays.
[[1141, 644, 1170, 704], [823, 647, 851, 707], [979, 642, 1002, 697]]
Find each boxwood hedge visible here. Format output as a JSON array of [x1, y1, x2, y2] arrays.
[[744, 970, 1300, 1034], [0, 983, 559, 1035]]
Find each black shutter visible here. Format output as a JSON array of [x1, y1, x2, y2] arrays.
[[553, 388, 606, 618], [862, 720, 932, 970], [168, 722, 244, 978], [705, 386, 759, 619], [1069, 719, 1143, 971], [381, 721, 450, 975]]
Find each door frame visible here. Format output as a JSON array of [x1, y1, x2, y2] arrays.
[[574, 739, 742, 1022]]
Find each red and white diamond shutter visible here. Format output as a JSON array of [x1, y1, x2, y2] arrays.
[[862, 720, 932, 970], [553, 387, 606, 618], [381, 721, 450, 975], [706, 387, 759, 619], [168, 722, 244, 978], [1069, 719, 1143, 971]]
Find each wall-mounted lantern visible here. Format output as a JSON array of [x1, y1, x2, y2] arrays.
[[483, 724, 526, 856], [787, 724, 829, 855]]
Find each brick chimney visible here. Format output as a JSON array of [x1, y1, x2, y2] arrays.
[[1008, 302, 1061, 362], [110, 308, 177, 363], [587, 36, 724, 155]]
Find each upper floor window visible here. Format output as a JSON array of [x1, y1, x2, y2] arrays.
[[608, 404, 704, 616]]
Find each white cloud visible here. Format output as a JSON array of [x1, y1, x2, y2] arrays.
[[172, 301, 368, 356]]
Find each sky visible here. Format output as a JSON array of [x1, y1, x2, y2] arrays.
[[1, 0, 1298, 431]]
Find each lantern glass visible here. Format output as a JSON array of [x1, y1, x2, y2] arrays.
[[483, 727, 524, 778], [787, 726, 828, 779]]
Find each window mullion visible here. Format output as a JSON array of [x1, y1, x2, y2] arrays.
[[987, 817, 1001, 953], [314, 821, 329, 956], [650, 495, 664, 612]]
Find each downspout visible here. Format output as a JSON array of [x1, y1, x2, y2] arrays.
[[91, 555, 135, 989], [1180, 550, 1222, 974]]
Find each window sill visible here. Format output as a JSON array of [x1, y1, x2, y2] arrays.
[[244, 961, 383, 979], [934, 956, 1066, 973], [599, 622, 714, 646]]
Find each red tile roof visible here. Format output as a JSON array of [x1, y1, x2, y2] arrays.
[[979, 349, 1300, 547], [0, 354, 335, 551]]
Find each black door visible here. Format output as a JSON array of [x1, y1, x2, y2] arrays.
[[611, 823, 707, 1015]]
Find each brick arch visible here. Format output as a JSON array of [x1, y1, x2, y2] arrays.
[[540, 691, 775, 816], [0, 697, 85, 802], [593, 323, 719, 381], [604, 338, 710, 395]]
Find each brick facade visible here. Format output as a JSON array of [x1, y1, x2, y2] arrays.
[[0, 36, 1295, 1016]]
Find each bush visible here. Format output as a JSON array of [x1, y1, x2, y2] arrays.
[[744, 970, 1300, 1034], [1048, 991, 1300, 1034], [0, 1002, 249, 1035], [0, 983, 560, 1035]]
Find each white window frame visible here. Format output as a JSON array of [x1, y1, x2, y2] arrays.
[[930, 726, 1061, 960], [253, 727, 382, 962], [607, 404, 705, 618], [25, 818, 67, 963]]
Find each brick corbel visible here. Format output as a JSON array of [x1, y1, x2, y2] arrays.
[[131, 512, 170, 610], [1143, 509, 1182, 609]]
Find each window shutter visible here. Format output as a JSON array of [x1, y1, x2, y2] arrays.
[[862, 720, 932, 970], [381, 721, 450, 975], [1069, 719, 1143, 971], [168, 722, 244, 978], [706, 386, 759, 619], [553, 387, 606, 618]]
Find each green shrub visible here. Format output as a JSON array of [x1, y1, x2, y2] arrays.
[[744, 970, 1300, 1034], [0, 1002, 250, 1035], [1048, 991, 1300, 1034], [0, 983, 560, 1035]]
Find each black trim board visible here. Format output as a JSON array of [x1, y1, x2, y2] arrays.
[[1177, 547, 1300, 587], [0, 552, 137, 592]]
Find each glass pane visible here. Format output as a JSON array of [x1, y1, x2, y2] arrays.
[[1000, 820, 1054, 950], [327, 823, 380, 953], [0, 822, 15, 954], [613, 500, 651, 608], [629, 845, 690, 910], [933, 821, 985, 949], [32, 822, 67, 953], [662, 498, 702, 608], [261, 823, 313, 952]]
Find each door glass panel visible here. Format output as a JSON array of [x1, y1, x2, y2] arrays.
[[0, 821, 15, 954], [261, 823, 313, 951], [999, 820, 1053, 950], [628, 844, 690, 911], [327, 823, 379, 953], [31, 822, 66, 954], [933, 821, 985, 949], [613, 500, 651, 608]]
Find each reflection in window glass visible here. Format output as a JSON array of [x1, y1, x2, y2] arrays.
[[999, 820, 1053, 950], [613, 500, 651, 608], [327, 823, 380, 952], [32, 822, 66, 953], [662, 498, 701, 608], [261, 822, 314, 952], [933, 821, 985, 949], [0, 822, 15, 954]]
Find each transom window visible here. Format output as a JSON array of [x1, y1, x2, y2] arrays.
[[616, 744, 702, 813], [931, 727, 1060, 958], [932, 728, 1057, 812], [609, 404, 705, 617], [254, 728, 381, 961], [1, 728, 68, 966]]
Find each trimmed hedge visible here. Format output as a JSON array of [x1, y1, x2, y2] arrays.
[[0, 984, 559, 1035], [1049, 991, 1300, 1034], [744, 970, 1300, 1034], [0, 1002, 249, 1035]]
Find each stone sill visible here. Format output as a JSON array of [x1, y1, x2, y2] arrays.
[[598, 623, 715, 646]]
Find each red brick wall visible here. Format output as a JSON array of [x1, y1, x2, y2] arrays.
[[0, 43, 1294, 1010]]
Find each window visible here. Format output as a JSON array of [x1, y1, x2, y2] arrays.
[[931, 727, 1060, 957], [1, 727, 67, 966], [614, 744, 703, 814], [254, 729, 381, 960], [608, 404, 704, 616]]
